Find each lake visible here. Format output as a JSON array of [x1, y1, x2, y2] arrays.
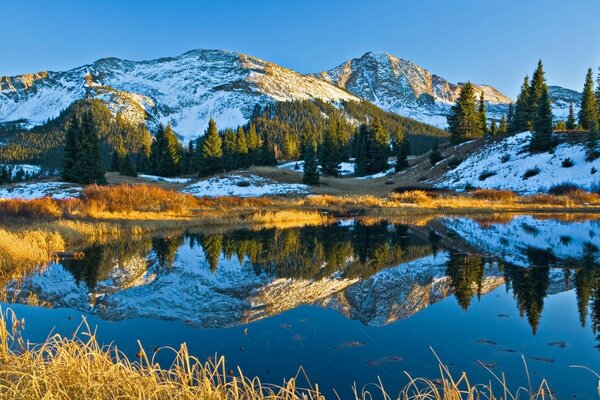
[[2, 215, 600, 398]]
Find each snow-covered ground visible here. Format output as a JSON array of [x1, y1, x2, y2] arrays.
[[435, 131, 600, 193], [443, 216, 600, 267], [278, 158, 395, 180], [182, 174, 308, 197], [0, 182, 82, 200], [138, 174, 193, 184], [278, 160, 356, 176]]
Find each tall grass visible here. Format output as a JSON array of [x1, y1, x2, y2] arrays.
[[0, 308, 572, 400]]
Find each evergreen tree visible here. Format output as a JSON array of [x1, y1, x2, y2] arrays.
[[478, 91, 487, 135], [506, 103, 514, 132], [61, 115, 79, 182], [320, 118, 342, 176], [150, 124, 181, 177], [596, 67, 600, 128], [429, 139, 443, 165], [246, 123, 262, 164], [119, 153, 137, 177], [366, 119, 390, 174], [302, 135, 319, 185], [354, 125, 368, 176], [529, 86, 554, 153], [499, 115, 508, 134], [490, 119, 497, 135], [512, 76, 531, 132], [200, 118, 223, 175], [61, 111, 106, 184], [236, 126, 249, 168], [447, 82, 482, 143], [567, 103, 577, 130], [222, 128, 238, 171], [528, 60, 547, 126], [393, 126, 410, 171], [259, 134, 277, 166], [579, 68, 599, 132], [586, 130, 599, 161]]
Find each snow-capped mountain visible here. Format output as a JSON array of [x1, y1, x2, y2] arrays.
[[0, 49, 583, 140], [317, 52, 582, 126], [315, 52, 512, 127], [0, 49, 359, 142]]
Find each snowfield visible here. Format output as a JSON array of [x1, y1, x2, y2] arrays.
[[435, 131, 600, 193], [0, 182, 82, 200], [182, 174, 308, 197], [278, 159, 356, 176]]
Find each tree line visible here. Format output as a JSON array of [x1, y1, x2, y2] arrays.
[[448, 61, 600, 157]]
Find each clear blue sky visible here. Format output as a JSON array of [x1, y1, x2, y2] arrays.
[[2, 0, 599, 98]]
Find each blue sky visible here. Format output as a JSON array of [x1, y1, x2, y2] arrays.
[[1, 0, 599, 97]]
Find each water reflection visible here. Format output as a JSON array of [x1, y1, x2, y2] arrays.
[[3, 216, 600, 347]]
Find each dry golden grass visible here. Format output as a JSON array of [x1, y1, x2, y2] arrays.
[[0, 308, 566, 400], [251, 210, 329, 228]]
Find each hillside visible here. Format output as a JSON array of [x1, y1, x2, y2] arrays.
[[0, 49, 359, 142], [317, 52, 581, 127]]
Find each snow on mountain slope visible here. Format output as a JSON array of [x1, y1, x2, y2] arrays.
[[0, 49, 359, 142], [316, 52, 512, 127], [443, 216, 600, 268], [549, 85, 581, 120], [434, 131, 600, 193]]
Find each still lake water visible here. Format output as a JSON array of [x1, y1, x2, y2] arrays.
[[3, 215, 600, 398]]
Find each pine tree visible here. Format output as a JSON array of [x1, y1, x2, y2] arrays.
[[259, 134, 277, 166], [320, 118, 342, 176], [246, 123, 262, 164], [151, 124, 181, 177], [354, 125, 368, 176], [200, 118, 223, 175], [119, 154, 137, 177], [490, 119, 497, 135], [529, 86, 554, 153], [392, 126, 410, 171], [447, 82, 482, 143], [596, 67, 600, 129], [222, 128, 238, 171], [235, 126, 249, 168], [579, 68, 599, 132], [567, 103, 577, 130], [499, 115, 508, 134], [366, 118, 390, 174], [479, 91, 487, 135], [512, 76, 531, 132], [61, 115, 79, 182], [506, 103, 514, 132], [528, 60, 547, 126], [429, 139, 443, 165], [302, 135, 319, 185]]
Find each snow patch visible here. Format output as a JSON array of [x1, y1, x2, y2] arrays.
[[182, 174, 308, 197]]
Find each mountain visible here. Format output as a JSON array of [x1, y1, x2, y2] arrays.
[[0, 49, 359, 142], [315, 52, 512, 127], [317, 52, 582, 126]]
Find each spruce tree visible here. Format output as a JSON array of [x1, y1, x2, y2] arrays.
[[151, 124, 181, 177], [447, 82, 482, 143], [366, 118, 390, 174], [320, 118, 342, 176], [429, 139, 443, 165], [61, 115, 79, 182], [246, 123, 262, 164], [499, 115, 508, 134], [479, 91, 487, 135], [236, 126, 249, 168], [119, 154, 137, 177], [393, 126, 409, 171], [579, 68, 599, 132], [354, 125, 368, 176], [506, 103, 514, 132], [222, 128, 238, 171], [490, 119, 497, 135], [596, 67, 600, 128], [567, 103, 577, 130], [302, 136, 319, 185], [259, 134, 277, 166], [200, 118, 223, 175], [528, 60, 547, 126], [512, 76, 531, 132], [529, 86, 554, 153]]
